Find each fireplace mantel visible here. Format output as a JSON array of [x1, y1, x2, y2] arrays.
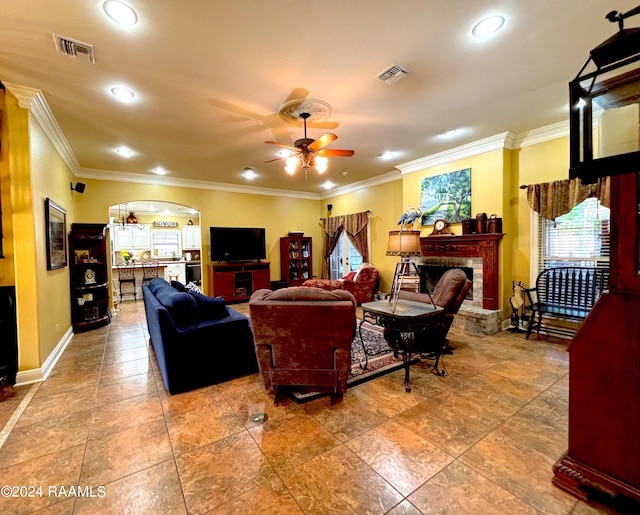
[[420, 233, 504, 310]]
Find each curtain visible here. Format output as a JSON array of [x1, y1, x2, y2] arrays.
[[319, 211, 370, 279], [526, 177, 610, 221], [320, 216, 344, 279], [343, 211, 370, 263]]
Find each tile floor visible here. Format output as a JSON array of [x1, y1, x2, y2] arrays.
[[0, 301, 633, 514]]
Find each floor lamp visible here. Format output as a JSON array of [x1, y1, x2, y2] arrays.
[[386, 230, 423, 312]]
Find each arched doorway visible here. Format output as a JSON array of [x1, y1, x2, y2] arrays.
[[108, 201, 202, 300]]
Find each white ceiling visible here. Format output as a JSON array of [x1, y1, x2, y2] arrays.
[[1, 0, 637, 195]]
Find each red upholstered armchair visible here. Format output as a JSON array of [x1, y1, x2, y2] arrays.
[[249, 287, 357, 404], [385, 268, 471, 354], [342, 265, 380, 304]]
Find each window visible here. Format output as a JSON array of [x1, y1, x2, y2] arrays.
[[329, 233, 363, 279], [538, 197, 610, 270]]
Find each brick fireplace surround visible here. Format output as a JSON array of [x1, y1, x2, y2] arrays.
[[414, 234, 504, 335]]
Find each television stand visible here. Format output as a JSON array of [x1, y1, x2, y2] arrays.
[[208, 262, 270, 302]]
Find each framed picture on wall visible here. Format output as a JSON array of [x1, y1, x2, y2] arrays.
[[45, 198, 67, 270], [420, 168, 472, 225]]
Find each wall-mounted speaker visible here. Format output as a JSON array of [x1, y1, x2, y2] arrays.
[[327, 204, 333, 212], [71, 182, 86, 193]]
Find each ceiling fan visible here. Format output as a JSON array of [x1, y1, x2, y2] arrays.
[[264, 109, 354, 177]]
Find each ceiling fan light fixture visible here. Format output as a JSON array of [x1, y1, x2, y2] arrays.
[[315, 156, 328, 174], [285, 156, 298, 175]]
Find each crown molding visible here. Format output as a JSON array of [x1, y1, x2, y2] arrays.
[[3, 82, 80, 174], [319, 169, 401, 199], [513, 120, 569, 148], [77, 168, 321, 200], [396, 131, 517, 174]]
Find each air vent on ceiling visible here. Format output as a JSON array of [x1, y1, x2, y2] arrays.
[[53, 34, 95, 63], [376, 63, 411, 84]]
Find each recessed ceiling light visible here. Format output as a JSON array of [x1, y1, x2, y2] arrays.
[[242, 167, 258, 180], [322, 181, 335, 190], [114, 146, 133, 157], [277, 150, 292, 158], [380, 151, 397, 160], [110, 86, 135, 101], [472, 15, 505, 37], [103, 1, 138, 25], [439, 129, 458, 138], [151, 167, 167, 175]]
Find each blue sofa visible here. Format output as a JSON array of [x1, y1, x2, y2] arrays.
[[142, 278, 258, 394]]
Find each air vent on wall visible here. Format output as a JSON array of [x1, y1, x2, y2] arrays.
[[53, 34, 95, 63], [376, 63, 411, 84]]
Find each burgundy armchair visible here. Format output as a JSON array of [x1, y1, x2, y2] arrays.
[[385, 268, 472, 354], [342, 266, 380, 304], [249, 287, 357, 404]]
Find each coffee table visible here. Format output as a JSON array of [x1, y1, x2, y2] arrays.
[[359, 299, 444, 392]]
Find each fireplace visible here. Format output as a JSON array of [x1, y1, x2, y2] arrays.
[[416, 234, 504, 335], [419, 233, 503, 310], [418, 264, 474, 302]]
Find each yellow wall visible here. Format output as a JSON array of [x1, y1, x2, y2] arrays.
[[401, 148, 510, 310], [0, 90, 15, 286], [30, 114, 77, 363], [511, 137, 570, 285]]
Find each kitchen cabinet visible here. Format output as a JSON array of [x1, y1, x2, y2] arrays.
[[112, 224, 150, 251], [182, 225, 201, 250]]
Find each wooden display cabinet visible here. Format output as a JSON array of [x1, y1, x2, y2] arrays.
[[553, 172, 640, 503], [68, 223, 110, 332], [280, 235, 312, 286], [208, 262, 270, 302]]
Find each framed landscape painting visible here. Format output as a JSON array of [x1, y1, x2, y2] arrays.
[[45, 198, 67, 270], [420, 168, 471, 225]]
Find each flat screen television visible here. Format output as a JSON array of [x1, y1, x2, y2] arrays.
[[210, 227, 266, 262]]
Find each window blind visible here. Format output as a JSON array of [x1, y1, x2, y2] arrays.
[[538, 197, 610, 270]]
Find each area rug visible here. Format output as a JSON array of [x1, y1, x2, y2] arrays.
[[289, 322, 417, 403]]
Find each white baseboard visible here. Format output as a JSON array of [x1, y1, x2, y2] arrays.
[[15, 326, 74, 386]]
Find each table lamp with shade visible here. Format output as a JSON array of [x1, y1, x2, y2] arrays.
[[386, 230, 433, 311]]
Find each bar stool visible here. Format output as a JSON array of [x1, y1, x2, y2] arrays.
[[168, 273, 179, 283], [111, 278, 121, 310], [141, 262, 159, 285], [117, 264, 136, 301]]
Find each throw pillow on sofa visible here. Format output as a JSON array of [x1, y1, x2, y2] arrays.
[[171, 280, 186, 291], [188, 290, 229, 320], [155, 288, 198, 327], [184, 281, 204, 295]]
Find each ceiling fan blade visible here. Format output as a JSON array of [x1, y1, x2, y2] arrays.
[[308, 133, 338, 151], [264, 141, 298, 151], [283, 87, 309, 103], [318, 149, 355, 157], [264, 156, 286, 163], [306, 121, 339, 129]]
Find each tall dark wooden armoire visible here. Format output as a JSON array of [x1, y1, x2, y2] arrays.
[[552, 6, 640, 503]]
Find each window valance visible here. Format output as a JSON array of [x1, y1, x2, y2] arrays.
[[525, 177, 610, 221]]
